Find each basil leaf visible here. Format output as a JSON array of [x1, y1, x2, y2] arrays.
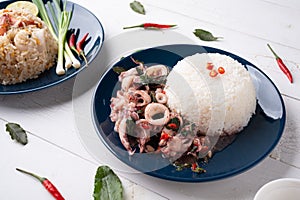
[[193, 29, 222, 41], [126, 118, 136, 136], [93, 166, 123, 200], [113, 66, 126, 74], [130, 1, 145, 15], [5, 123, 28, 145]]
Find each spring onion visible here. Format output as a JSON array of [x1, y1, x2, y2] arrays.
[[65, 41, 81, 68], [64, 50, 72, 70], [56, 10, 72, 75], [32, 0, 80, 75], [46, 1, 58, 33]]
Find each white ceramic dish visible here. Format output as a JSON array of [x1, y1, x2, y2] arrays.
[[254, 178, 300, 200]]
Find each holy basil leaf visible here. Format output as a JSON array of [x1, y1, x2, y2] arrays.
[[130, 1, 145, 15], [193, 29, 222, 41], [113, 66, 126, 74], [93, 166, 123, 200], [5, 123, 28, 145], [126, 118, 136, 136]]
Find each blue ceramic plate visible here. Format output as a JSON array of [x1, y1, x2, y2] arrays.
[[0, 0, 104, 94], [92, 44, 285, 182]]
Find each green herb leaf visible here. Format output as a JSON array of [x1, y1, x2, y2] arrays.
[[168, 117, 180, 126], [113, 66, 126, 74], [139, 74, 167, 85], [130, 1, 145, 15], [93, 166, 123, 200], [5, 123, 28, 145], [191, 166, 206, 173], [126, 118, 136, 136], [193, 29, 222, 41]]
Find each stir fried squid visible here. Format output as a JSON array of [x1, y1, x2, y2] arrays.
[[109, 58, 213, 172]]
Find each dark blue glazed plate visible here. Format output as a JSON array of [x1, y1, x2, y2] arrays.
[[92, 44, 285, 182], [0, 0, 104, 94]]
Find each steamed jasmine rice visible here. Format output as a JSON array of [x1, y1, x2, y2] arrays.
[[164, 53, 257, 136]]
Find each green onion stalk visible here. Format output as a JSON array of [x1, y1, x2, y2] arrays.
[[56, 11, 71, 75], [32, 0, 80, 75], [32, 0, 56, 38], [65, 41, 80, 69], [63, 50, 72, 69]]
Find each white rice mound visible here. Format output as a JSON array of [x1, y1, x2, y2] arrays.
[[0, 9, 58, 85], [164, 53, 257, 136]]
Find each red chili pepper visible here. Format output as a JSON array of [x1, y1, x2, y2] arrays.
[[191, 163, 197, 171], [167, 123, 178, 130], [68, 33, 79, 56], [190, 162, 206, 173], [206, 62, 214, 70], [218, 66, 225, 74], [209, 69, 218, 77], [267, 44, 293, 83], [123, 23, 177, 29], [76, 33, 89, 66], [160, 131, 170, 140], [16, 168, 65, 200]]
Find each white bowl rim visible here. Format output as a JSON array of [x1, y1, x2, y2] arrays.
[[254, 178, 300, 200]]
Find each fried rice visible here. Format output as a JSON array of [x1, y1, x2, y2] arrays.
[[0, 9, 58, 85]]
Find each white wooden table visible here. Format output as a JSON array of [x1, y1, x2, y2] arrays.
[[1, 0, 300, 199]]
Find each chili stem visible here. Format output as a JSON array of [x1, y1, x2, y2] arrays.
[[16, 168, 45, 182], [123, 24, 143, 29], [267, 43, 280, 59]]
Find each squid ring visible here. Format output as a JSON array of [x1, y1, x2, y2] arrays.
[[144, 103, 170, 126], [134, 90, 151, 107], [155, 92, 168, 104]]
